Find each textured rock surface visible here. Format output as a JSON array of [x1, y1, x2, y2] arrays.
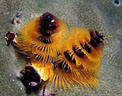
[[0, 0, 122, 96]]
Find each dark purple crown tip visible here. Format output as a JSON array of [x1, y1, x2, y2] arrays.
[[39, 12, 57, 37], [42, 12, 54, 22], [20, 66, 41, 86], [18, 66, 42, 94]]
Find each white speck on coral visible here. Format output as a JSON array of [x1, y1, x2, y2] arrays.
[[12, 79, 15, 82], [51, 19, 55, 23], [20, 87, 23, 90]]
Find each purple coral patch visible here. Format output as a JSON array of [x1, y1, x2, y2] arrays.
[[5, 32, 16, 46]]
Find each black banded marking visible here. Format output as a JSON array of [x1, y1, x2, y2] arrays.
[[73, 47, 84, 58], [36, 55, 42, 61], [89, 30, 104, 48], [38, 36, 52, 44], [89, 31, 99, 48], [89, 38, 98, 48], [80, 43, 91, 53], [54, 60, 71, 72], [90, 30, 95, 39], [64, 50, 76, 64], [33, 54, 52, 62], [95, 31, 104, 43], [95, 31, 104, 40], [47, 55, 49, 62]]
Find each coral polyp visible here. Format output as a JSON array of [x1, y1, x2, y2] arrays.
[[16, 12, 68, 62]]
